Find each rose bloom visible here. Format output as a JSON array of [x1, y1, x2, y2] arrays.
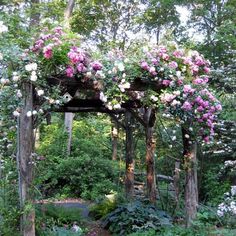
[[91, 61, 103, 71]]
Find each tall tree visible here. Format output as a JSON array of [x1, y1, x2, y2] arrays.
[[71, 0, 141, 49], [139, 0, 181, 43]]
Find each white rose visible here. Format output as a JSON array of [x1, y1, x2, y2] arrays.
[[86, 71, 92, 78], [150, 95, 158, 102], [100, 92, 107, 103], [176, 71, 181, 78], [113, 104, 121, 109], [0, 78, 6, 84], [13, 110, 20, 117], [37, 89, 44, 96], [30, 72, 37, 81], [16, 90, 22, 98], [184, 134, 190, 139], [31, 63, 37, 71], [26, 111, 32, 117], [117, 62, 125, 71], [0, 21, 8, 33], [25, 64, 32, 72], [13, 75, 20, 82]]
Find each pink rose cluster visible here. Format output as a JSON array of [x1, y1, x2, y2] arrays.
[[182, 86, 222, 141], [66, 47, 103, 78], [66, 46, 88, 77], [31, 26, 64, 59], [160, 83, 222, 141], [139, 46, 211, 89]]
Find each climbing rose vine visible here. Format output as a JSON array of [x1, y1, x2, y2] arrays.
[[1, 26, 222, 142]]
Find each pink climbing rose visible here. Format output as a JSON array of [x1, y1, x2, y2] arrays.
[[91, 61, 103, 71], [182, 101, 192, 111], [66, 66, 74, 78], [43, 45, 53, 59]]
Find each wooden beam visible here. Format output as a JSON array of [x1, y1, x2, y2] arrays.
[[47, 76, 165, 96], [53, 106, 126, 114]]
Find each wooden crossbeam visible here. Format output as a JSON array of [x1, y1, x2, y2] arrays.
[[47, 76, 164, 96]]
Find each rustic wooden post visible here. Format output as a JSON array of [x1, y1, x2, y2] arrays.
[[182, 126, 198, 227], [65, 112, 74, 156], [125, 111, 135, 199], [17, 82, 35, 236], [173, 159, 181, 207], [111, 119, 118, 161], [144, 108, 157, 203]]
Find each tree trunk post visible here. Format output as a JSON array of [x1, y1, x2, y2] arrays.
[[17, 82, 35, 236], [125, 111, 135, 199], [173, 160, 181, 207], [65, 112, 74, 156], [144, 108, 157, 203], [182, 127, 198, 227], [64, 0, 75, 29], [111, 119, 118, 161]]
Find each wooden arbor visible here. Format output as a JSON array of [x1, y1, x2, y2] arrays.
[[48, 75, 162, 203], [17, 76, 198, 235]]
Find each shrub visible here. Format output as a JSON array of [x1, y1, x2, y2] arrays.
[[216, 186, 236, 227], [102, 201, 172, 235], [38, 226, 83, 236], [128, 229, 157, 236], [193, 205, 220, 227], [35, 203, 82, 233], [201, 166, 231, 205], [89, 193, 125, 220], [37, 154, 120, 200]]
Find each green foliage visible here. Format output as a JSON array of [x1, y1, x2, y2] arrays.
[[71, 117, 112, 160], [47, 154, 117, 199], [35, 204, 82, 232], [128, 229, 157, 236], [38, 226, 83, 236], [200, 166, 231, 205], [38, 122, 68, 158], [89, 193, 125, 220], [193, 205, 221, 227], [0, 156, 21, 235], [36, 154, 119, 200], [128, 226, 236, 236], [35, 116, 119, 200], [0, 205, 21, 236], [102, 201, 172, 235]]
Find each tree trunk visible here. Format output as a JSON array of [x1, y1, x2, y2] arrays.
[[173, 160, 181, 211], [156, 26, 161, 44], [144, 108, 157, 203], [29, 0, 40, 28], [64, 0, 75, 29], [111, 119, 118, 161], [182, 127, 198, 227], [125, 111, 135, 199], [17, 82, 35, 236], [65, 112, 74, 156]]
